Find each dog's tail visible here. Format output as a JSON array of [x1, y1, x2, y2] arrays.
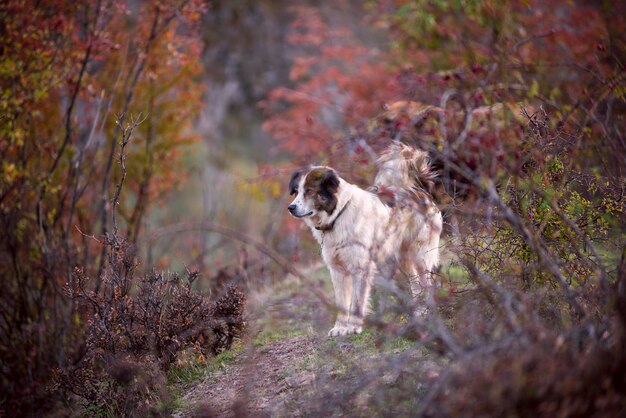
[[372, 141, 436, 204]]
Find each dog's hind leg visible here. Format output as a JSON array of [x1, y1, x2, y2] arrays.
[[402, 240, 439, 318], [407, 260, 435, 318], [407, 216, 441, 318]]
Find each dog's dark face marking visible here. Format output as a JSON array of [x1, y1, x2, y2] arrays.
[[289, 170, 303, 196], [303, 168, 339, 215], [287, 167, 340, 218]]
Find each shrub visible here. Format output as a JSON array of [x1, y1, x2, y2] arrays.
[[258, 4, 626, 414], [51, 239, 246, 416]]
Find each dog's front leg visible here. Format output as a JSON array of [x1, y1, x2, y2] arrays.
[[345, 261, 375, 334], [328, 270, 354, 337], [328, 262, 374, 337]]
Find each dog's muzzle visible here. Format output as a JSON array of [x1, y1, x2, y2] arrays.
[[288, 204, 313, 218]]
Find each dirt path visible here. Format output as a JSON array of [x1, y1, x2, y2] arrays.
[[173, 270, 331, 417], [174, 334, 321, 417], [171, 269, 433, 417]]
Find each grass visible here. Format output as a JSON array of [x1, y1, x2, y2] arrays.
[[168, 343, 243, 389], [168, 359, 209, 387], [346, 328, 377, 354], [253, 328, 307, 348], [167, 344, 244, 413], [346, 328, 415, 354], [280, 328, 418, 386]]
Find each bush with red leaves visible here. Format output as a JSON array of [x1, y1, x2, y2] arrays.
[[51, 241, 246, 416]]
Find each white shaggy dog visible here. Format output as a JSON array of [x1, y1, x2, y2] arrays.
[[288, 142, 442, 336]]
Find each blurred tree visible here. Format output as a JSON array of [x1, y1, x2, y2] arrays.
[[263, 0, 626, 174], [262, 0, 626, 294], [0, 0, 206, 412]]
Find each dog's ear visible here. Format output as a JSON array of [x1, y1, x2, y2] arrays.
[[288, 170, 303, 195], [317, 169, 339, 214], [320, 169, 339, 195]]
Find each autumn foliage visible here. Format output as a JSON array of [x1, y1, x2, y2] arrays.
[[0, 0, 211, 413], [262, 1, 626, 174], [1, 0, 626, 416], [259, 1, 626, 416]]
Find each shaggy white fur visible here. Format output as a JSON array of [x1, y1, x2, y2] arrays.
[[288, 142, 442, 336]]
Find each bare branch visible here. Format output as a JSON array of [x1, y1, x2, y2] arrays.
[[147, 221, 334, 309], [110, 112, 145, 244]]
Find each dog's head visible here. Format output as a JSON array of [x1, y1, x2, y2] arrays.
[[287, 167, 340, 219]]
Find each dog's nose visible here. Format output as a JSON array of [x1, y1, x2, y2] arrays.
[[287, 204, 297, 213]]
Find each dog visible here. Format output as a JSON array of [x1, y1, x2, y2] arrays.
[[288, 142, 442, 336]]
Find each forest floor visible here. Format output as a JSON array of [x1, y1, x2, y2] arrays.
[[170, 265, 438, 417]]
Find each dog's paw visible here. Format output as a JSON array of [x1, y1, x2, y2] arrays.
[[327, 324, 362, 337], [328, 326, 347, 337], [347, 324, 363, 334]]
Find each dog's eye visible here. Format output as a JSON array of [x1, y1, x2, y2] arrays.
[[304, 188, 313, 196]]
